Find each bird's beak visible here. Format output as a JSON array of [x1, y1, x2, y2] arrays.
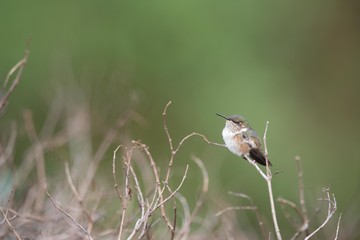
[[216, 113, 229, 120]]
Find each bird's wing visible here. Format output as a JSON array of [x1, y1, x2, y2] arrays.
[[244, 129, 272, 166]]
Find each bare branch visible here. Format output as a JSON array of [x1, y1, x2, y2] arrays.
[[64, 161, 93, 234], [244, 156, 268, 179], [163, 100, 174, 152], [0, 122, 17, 167], [46, 189, 94, 240], [117, 145, 134, 240], [215, 206, 257, 217], [171, 203, 177, 240], [79, 110, 132, 199], [228, 191, 268, 239], [262, 121, 282, 240], [126, 160, 147, 240], [277, 197, 303, 230], [304, 188, 337, 240], [0, 48, 29, 112], [178, 156, 209, 239], [153, 165, 189, 211], [112, 145, 124, 202], [65, 161, 82, 202], [0, 207, 22, 240], [23, 110, 47, 211], [243, 121, 282, 240], [295, 156, 309, 231], [132, 140, 174, 231], [334, 213, 342, 240]]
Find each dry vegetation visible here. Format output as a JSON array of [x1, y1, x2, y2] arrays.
[[0, 49, 342, 239]]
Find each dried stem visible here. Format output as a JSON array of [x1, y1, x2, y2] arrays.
[[126, 164, 146, 239], [304, 188, 337, 240], [295, 156, 309, 233], [244, 121, 282, 240], [23, 110, 47, 211], [215, 206, 257, 216], [0, 48, 29, 112], [161, 101, 224, 235], [189, 156, 209, 216], [0, 122, 17, 167], [65, 161, 82, 202], [133, 140, 174, 231], [46, 188, 94, 240], [113, 145, 124, 202], [163, 101, 174, 152], [176, 156, 209, 239], [79, 110, 132, 199], [0, 189, 21, 239], [277, 197, 304, 230], [117, 146, 135, 240], [334, 213, 342, 240], [263, 121, 282, 240], [0, 207, 21, 240], [153, 165, 189, 211], [228, 191, 268, 239], [64, 161, 93, 234]]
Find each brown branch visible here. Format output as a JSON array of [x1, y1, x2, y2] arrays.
[[174, 193, 190, 238], [112, 145, 124, 203], [0, 207, 21, 240], [334, 213, 342, 240], [178, 156, 209, 238], [126, 164, 146, 239], [0, 48, 29, 112], [241, 121, 281, 240], [64, 161, 94, 235], [190, 156, 209, 214], [215, 206, 258, 216], [228, 191, 268, 239], [112, 145, 135, 240], [295, 156, 309, 233], [46, 188, 94, 240], [263, 121, 282, 240], [0, 122, 17, 167], [171, 201, 177, 240], [153, 165, 189, 211], [304, 188, 337, 240], [132, 140, 174, 231], [277, 197, 303, 230], [79, 110, 132, 199], [23, 110, 46, 211], [160, 101, 226, 235], [65, 161, 82, 202], [162, 101, 224, 185], [0, 208, 19, 224], [162, 100, 174, 152]]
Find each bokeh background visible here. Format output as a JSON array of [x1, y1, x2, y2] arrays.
[[1, 0, 360, 239]]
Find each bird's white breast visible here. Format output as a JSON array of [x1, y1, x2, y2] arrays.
[[222, 127, 248, 157]]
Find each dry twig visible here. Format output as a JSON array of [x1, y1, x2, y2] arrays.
[[0, 207, 21, 240], [304, 188, 337, 240], [277, 197, 305, 238], [334, 213, 342, 240], [228, 191, 268, 239], [0, 48, 29, 112], [295, 156, 309, 234], [46, 188, 94, 240], [23, 110, 47, 211], [244, 121, 282, 240]]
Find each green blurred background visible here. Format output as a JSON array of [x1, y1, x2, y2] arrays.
[[1, 0, 360, 238]]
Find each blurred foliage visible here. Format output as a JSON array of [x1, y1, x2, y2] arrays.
[[1, 0, 360, 238]]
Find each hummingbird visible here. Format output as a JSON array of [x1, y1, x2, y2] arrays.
[[216, 113, 272, 166]]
